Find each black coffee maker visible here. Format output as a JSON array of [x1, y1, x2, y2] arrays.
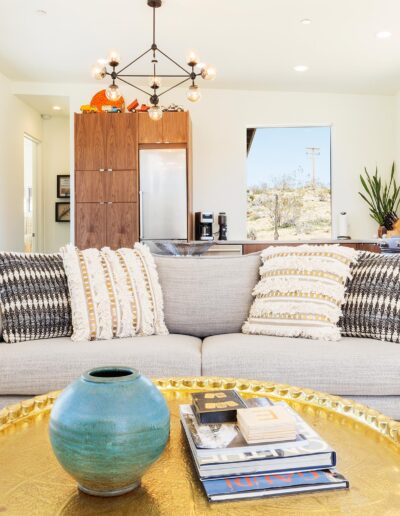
[[195, 212, 214, 241]]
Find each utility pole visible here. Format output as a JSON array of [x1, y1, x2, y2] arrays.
[[306, 147, 320, 188]]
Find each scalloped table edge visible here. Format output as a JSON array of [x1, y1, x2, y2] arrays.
[[1, 377, 400, 445]]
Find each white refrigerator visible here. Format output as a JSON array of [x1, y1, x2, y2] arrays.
[[139, 148, 187, 240]]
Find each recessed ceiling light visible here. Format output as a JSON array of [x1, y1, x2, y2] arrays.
[[35, 9, 47, 15], [293, 65, 309, 72], [53, 106, 62, 111], [301, 18, 312, 25], [376, 31, 392, 39]]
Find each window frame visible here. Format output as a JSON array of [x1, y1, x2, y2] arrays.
[[245, 123, 333, 240]]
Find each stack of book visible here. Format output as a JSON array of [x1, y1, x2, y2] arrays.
[[180, 391, 349, 502]]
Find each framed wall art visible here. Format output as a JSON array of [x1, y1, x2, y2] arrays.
[[57, 175, 70, 198], [55, 202, 70, 223]]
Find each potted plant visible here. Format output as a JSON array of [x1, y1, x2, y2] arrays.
[[359, 162, 400, 237]]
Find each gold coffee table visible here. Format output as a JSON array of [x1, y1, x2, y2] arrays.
[[1, 377, 400, 515]]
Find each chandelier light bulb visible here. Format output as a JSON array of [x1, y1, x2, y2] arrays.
[[187, 84, 201, 103], [108, 50, 121, 67], [186, 50, 199, 67], [148, 76, 162, 89], [201, 64, 216, 81], [148, 105, 163, 121], [91, 63, 107, 80], [105, 84, 122, 101]]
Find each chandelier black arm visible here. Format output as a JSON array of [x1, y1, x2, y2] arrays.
[[157, 77, 191, 98], [117, 74, 190, 78], [116, 76, 153, 97], [117, 47, 153, 75], [156, 47, 191, 75]]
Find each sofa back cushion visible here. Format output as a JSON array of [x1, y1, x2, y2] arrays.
[[0, 252, 72, 343], [154, 253, 261, 338]]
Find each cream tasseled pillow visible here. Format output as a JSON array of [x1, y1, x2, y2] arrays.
[[242, 245, 358, 341], [61, 243, 168, 342]]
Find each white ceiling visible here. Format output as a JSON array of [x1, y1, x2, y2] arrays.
[[1, 0, 400, 94], [16, 94, 69, 117]]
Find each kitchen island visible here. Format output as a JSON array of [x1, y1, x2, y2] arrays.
[[189, 239, 381, 256]]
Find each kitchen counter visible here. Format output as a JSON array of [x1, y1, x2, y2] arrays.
[[189, 239, 379, 245], [188, 239, 381, 256]]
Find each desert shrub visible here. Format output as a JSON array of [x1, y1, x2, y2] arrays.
[[247, 228, 257, 240], [264, 193, 303, 228]]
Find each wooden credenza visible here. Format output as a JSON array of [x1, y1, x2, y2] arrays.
[[74, 111, 192, 249]]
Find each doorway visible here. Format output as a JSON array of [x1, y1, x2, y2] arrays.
[[24, 135, 39, 252]]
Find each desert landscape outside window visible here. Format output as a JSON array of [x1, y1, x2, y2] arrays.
[[246, 126, 332, 240]]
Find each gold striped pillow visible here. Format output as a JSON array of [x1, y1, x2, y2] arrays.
[[61, 243, 168, 341], [242, 245, 358, 341]]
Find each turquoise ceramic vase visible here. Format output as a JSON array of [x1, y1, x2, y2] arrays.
[[49, 366, 170, 497]]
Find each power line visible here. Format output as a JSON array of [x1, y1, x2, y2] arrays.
[[306, 147, 320, 188]]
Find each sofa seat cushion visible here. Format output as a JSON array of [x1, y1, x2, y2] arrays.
[[0, 334, 201, 395], [202, 334, 400, 396]]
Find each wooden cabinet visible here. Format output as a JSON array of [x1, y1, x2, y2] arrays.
[[138, 111, 188, 144], [75, 203, 107, 249], [76, 202, 138, 250], [75, 110, 192, 247], [75, 170, 106, 203], [106, 115, 137, 170], [138, 113, 163, 144], [75, 113, 139, 249], [106, 203, 138, 249], [75, 113, 137, 171], [162, 112, 188, 143], [75, 115, 106, 171], [107, 170, 137, 202], [75, 170, 137, 203]]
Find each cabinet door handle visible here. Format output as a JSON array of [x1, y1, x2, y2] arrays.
[[99, 168, 105, 172], [107, 168, 113, 172], [107, 202, 113, 205]]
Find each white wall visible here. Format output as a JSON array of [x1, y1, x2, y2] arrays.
[[41, 116, 70, 252], [0, 73, 42, 251], [12, 81, 397, 240], [188, 89, 395, 239]]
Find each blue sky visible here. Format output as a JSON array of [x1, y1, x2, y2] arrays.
[[247, 126, 331, 188]]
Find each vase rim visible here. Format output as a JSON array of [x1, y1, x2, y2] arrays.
[[82, 366, 140, 384]]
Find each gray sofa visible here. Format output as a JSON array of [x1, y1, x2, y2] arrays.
[[1, 253, 399, 419]]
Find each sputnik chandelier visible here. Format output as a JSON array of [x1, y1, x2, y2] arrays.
[[91, 0, 216, 121]]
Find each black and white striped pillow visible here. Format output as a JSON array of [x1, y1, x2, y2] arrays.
[[0, 252, 72, 343], [340, 251, 400, 342]]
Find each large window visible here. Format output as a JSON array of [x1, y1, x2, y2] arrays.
[[246, 126, 331, 240]]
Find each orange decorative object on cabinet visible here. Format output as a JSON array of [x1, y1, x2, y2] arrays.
[[127, 99, 139, 112], [90, 89, 125, 112]]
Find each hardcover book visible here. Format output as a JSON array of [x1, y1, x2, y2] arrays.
[[202, 469, 349, 502], [192, 390, 246, 424], [180, 400, 336, 479], [180, 403, 307, 455]]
